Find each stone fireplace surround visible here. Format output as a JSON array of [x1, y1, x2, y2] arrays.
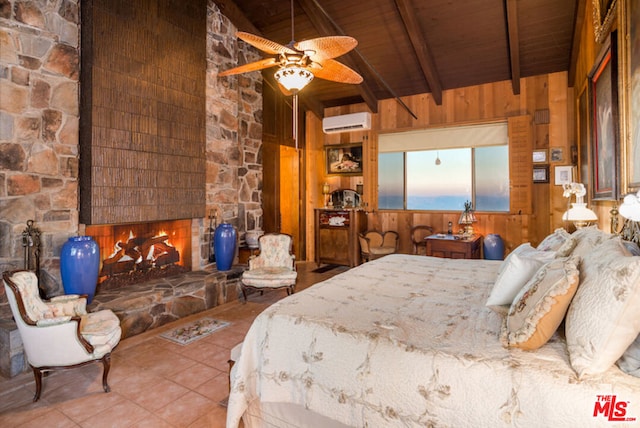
[[0, 1, 263, 377]]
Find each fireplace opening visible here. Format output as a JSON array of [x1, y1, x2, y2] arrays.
[[86, 219, 192, 292]]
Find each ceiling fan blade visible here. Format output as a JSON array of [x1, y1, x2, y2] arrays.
[[236, 31, 297, 55], [310, 59, 363, 84], [218, 58, 278, 77], [294, 36, 358, 61]]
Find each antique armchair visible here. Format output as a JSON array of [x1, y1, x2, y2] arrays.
[[411, 225, 434, 255], [3, 270, 121, 401], [240, 233, 297, 301], [358, 230, 399, 262]]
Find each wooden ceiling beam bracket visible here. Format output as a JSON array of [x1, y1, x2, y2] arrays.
[[506, 0, 521, 95], [393, 0, 443, 105], [298, 0, 379, 114]]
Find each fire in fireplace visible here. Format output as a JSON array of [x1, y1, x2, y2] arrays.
[[86, 219, 192, 292]]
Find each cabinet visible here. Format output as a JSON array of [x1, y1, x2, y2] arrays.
[[315, 209, 367, 267], [425, 234, 483, 259]]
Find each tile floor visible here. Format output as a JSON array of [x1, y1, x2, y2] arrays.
[[0, 262, 348, 427]]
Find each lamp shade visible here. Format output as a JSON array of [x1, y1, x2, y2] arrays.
[[562, 203, 598, 222], [274, 65, 314, 92], [619, 192, 640, 221], [458, 211, 477, 225]]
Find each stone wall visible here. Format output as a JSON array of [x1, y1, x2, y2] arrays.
[[0, 0, 81, 315], [206, 2, 263, 239], [0, 0, 264, 376]]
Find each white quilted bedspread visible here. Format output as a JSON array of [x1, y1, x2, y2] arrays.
[[227, 254, 640, 427]]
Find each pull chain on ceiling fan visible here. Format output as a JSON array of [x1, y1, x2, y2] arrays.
[[218, 0, 363, 148]]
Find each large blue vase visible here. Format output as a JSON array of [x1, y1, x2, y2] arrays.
[[60, 236, 100, 303], [483, 234, 505, 260], [214, 223, 237, 271]]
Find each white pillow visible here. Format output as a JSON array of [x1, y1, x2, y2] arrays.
[[566, 238, 640, 376], [487, 252, 547, 313], [497, 243, 556, 275], [537, 228, 571, 252]]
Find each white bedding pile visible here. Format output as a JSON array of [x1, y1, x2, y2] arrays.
[[228, 253, 640, 427]]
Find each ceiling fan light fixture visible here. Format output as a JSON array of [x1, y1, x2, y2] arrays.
[[274, 65, 314, 92]]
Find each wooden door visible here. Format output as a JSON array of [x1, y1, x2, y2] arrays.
[[280, 145, 302, 260]]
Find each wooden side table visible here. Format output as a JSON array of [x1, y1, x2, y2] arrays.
[[425, 234, 483, 259]]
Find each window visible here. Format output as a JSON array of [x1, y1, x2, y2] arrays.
[[378, 123, 510, 212]]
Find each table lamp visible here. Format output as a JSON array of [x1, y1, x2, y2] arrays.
[[458, 201, 477, 237], [562, 182, 597, 229]]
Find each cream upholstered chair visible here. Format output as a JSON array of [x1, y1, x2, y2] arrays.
[[240, 233, 297, 301], [358, 230, 399, 262], [3, 270, 121, 401]]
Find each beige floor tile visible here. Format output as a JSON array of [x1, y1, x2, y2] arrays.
[[18, 408, 80, 428], [154, 391, 215, 427], [168, 361, 222, 390], [55, 390, 126, 423], [193, 371, 231, 403], [128, 378, 190, 412], [80, 400, 153, 428]]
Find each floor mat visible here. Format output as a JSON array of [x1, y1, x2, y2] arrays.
[[159, 317, 230, 345]]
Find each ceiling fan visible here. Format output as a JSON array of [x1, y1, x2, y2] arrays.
[[218, 0, 363, 94]]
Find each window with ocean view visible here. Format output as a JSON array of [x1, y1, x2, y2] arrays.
[[378, 122, 510, 212]]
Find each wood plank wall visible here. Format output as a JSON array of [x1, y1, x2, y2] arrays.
[[304, 73, 573, 261]]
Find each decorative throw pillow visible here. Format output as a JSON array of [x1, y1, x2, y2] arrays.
[[617, 334, 640, 377], [565, 238, 640, 376], [501, 256, 580, 351], [486, 253, 546, 314], [537, 228, 572, 252], [569, 226, 615, 259]]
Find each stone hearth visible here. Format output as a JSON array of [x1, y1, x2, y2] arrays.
[[88, 266, 245, 339], [0, 265, 245, 377]]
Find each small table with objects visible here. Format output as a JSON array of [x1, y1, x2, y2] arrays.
[[425, 234, 483, 259]]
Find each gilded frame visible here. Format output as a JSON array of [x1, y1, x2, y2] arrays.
[[619, 0, 640, 192], [588, 32, 619, 200], [325, 143, 363, 176], [593, 0, 618, 43]]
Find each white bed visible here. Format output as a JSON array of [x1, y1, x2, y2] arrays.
[[228, 246, 640, 427]]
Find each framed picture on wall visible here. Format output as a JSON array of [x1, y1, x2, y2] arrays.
[[554, 166, 574, 186], [621, 0, 640, 191], [533, 149, 548, 163], [533, 165, 549, 183], [325, 143, 363, 176], [550, 147, 564, 162], [589, 31, 619, 200]]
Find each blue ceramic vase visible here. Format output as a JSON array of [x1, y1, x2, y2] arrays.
[[483, 234, 505, 260], [214, 223, 237, 271], [60, 236, 100, 303]]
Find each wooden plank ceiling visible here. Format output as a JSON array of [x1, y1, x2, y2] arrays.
[[214, 0, 579, 117]]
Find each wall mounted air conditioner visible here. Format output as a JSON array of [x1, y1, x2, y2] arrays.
[[322, 112, 371, 134]]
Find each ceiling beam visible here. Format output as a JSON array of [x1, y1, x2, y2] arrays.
[[298, 0, 379, 114], [212, 0, 324, 117], [393, 0, 443, 105], [505, 0, 521, 95], [211, 0, 260, 34], [568, 0, 586, 88]]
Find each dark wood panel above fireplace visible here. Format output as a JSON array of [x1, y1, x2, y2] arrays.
[[79, 0, 207, 225]]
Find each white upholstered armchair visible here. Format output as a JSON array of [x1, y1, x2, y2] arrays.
[[240, 233, 297, 301], [3, 270, 121, 401]]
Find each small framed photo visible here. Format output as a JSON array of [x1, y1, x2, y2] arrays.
[[554, 165, 574, 185], [550, 147, 564, 162], [533, 165, 549, 183], [533, 149, 548, 163], [325, 143, 363, 176]]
